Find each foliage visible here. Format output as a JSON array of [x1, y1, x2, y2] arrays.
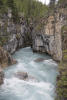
[[58, 0, 67, 8], [49, 0, 56, 7], [14, 0, 48, 19], [6, 0, 19, 23], [0, 0, 3, 7], [56, 50, 67, 100], [62, 25, 67, 33], [0, 0, 49, 22], [58, 0, 67, 4]]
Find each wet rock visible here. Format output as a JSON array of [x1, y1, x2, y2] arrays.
[[15, 72, 28, 80], [0, 46, 17, 68], [34, 58, 45, 62], [14, 71, 37, 82], [0, 66, 4, 85]]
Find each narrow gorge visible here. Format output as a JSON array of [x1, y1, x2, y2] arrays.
[[0, 0, 67, 100]]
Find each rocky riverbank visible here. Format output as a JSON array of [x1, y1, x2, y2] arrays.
[[0, 66, 4, 85], [0, 46, 17, 68], [0, 46, 17, 85], [56, 50, 67, 100]]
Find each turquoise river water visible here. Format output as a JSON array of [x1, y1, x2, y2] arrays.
[[0, 47, 58, 100]]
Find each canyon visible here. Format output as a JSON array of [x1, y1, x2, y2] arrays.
[[0, 1, 67, 100]]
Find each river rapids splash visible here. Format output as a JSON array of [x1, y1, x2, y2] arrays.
[[0, 47, 58, 100]]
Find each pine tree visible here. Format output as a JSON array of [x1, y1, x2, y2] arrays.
[[0, 0, 3, 8], [7, 0, 19, 23], [58, 0, 67, 8], [50, 0, 56, 8], [50, 0, 56, 5]]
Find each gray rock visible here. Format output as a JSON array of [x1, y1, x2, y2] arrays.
[[34, 58, 45, 62], [14, 72, 37, 82], [32, 11, 65, 61], [0, 46, 17, 68], [15, 72, 28, 80], [0, 66, 4, 85], [3, 34, 18, 54]]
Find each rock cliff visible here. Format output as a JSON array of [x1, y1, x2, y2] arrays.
[[0, 10, 31, 54], [0, 8, 67, 62], [32, 8, 67, 61]]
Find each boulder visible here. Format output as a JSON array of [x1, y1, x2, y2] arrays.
[[14, 71, 37, 82], [15, 72, 28, 80], [34, 58, 45, 62]]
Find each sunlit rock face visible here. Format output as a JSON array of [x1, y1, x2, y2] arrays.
[[32, 9, 66, 61], [0, 66, 4, 85]]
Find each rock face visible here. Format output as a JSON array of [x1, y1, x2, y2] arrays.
[[32, 9, 67, 61], [3, 19, 27, 54], [0, 10, 31, 54], [0, 8, 67, 62], [0, 46, 17, 68], [0, 66, 4, 85]]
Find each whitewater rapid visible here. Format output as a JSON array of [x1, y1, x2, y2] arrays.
[[0, 47, 58, 100]]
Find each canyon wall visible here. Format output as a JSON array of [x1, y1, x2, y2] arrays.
[[32, 8, 67, 61], [0, 10, 31, 54], [0, 8, 67, 62]]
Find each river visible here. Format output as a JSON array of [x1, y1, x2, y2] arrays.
[[0, 47, 58, 100]]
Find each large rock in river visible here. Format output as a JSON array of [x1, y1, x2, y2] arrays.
[[15, 72, 37, 82], [15, 72, 28, 80], [34, 58, 45, 62]]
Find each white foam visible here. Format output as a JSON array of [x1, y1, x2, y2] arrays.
[[1, 78, 26, 96], [37, 91, 53, 100], [23, 81, 54, 92], [3, 77, 54, 92], [44, 59, 58, 66], [16, 62, 27, 71], [29, 61, 37, 67]]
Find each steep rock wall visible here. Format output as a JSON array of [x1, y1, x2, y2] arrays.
[[0, 10, 31, 54], [32, 9, 67, 61]]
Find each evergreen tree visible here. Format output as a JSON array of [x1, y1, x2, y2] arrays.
[[0, 0, 3, 8], [50, 0, 56, 5], [49, 0, 56, 9], [58, 0, 67, 8], [7, 0, 19, 23]]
